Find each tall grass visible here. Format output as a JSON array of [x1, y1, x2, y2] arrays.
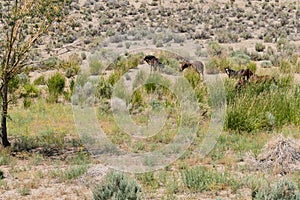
[[181, 166, 237, 192], [225, 76, 300, 133]]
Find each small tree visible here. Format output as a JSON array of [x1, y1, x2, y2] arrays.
[[0, 0, 64, 147]]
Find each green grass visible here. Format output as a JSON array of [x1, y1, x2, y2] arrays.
[[209, 132, 269, 160], [225, 76, 300, 133], [8, 99, 75, 137], [0, 151, 11, 166], [181, 166, 237, 192], [63, 165, 88, 180], [136, 172, 159, 189], [51, 165, 88, 181]]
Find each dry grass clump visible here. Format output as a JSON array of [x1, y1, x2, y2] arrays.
[[256, 135, 300, 174]]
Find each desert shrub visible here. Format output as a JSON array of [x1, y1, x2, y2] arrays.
[[270, 54, 281, 67], [109, 34, 124, 43], [41, 57, 61, 69], [33, 75, 46, 85], [19, 187, 30, 196], [95, 77, 112, 99], [260, 60, 272, 68], [184, 68, 202, 89], [60, 53, 81, 78], [250, 51, 264, 61], [157, 53, 179, 69], [216, 30, 238, 43], [254, 179, 300, 200], [108, 72, 120, 86], [113, 57, 128, 74], [231, 50, 251, 66], [255, 42, 266, 52], [133, 70, 147, 89], [23, 83, 39, 98], [23, 98, 32, 108], [181, 166, 236, 192], [93, 171, 142, 200], [81, 52, 87, 60], [47, 73, 66, 103], [205, 57, 220, 74], [173, 34, 185, 43], [127, 54, 140, 69], [143, 74, 171, 93], [89, 55, 104, 75], [18, 83, 39, 99], [207, 41, 223, 57], [130, 89, 145, 111], [125, 42, 131, 49], [136, 172, 159, 189], [155, 40, 163, 47], [247, 62, 257, 73], [113, 79, 131, 104], [183, 69, 207, 103]]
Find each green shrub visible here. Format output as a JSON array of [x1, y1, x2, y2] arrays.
[[33, 75, 46, 85], [60, 53, 81, 78], [96, 77, 112, 99], [93, 171, 142, 200], [23, 83, 39, 98], [231, 50, 251, 66], [47, 72, 66, 103], [183, 69, 207, 103], [89, 56, 104, 75], [247, 62, 257, 73], [206, 57, 220, 74], [144, 74, 171, 93], [181, 166, 235, 192], [254, 179, 300, 200], [12, 135, 40, 151], [131, 90, 145, 110], [136, 172, 159, 189], [81, 52, 87, 60], [19, 187, 30, 196], [41, 57, 61, 69], [207, 40, 223, 57], [108, 72, 120, 86], [23, 98, 32, 108], [255, 42, 266, 52], [261, 60, 272, 68]]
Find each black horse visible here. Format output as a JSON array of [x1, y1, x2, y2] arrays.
[[144, 55, 164, 71]]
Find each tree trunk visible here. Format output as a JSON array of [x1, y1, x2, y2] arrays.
[[1, 82, 11, 147]]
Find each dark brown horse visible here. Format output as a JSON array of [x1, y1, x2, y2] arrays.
[[225, 67, 254, 81], [180, 61, 204, 76]]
